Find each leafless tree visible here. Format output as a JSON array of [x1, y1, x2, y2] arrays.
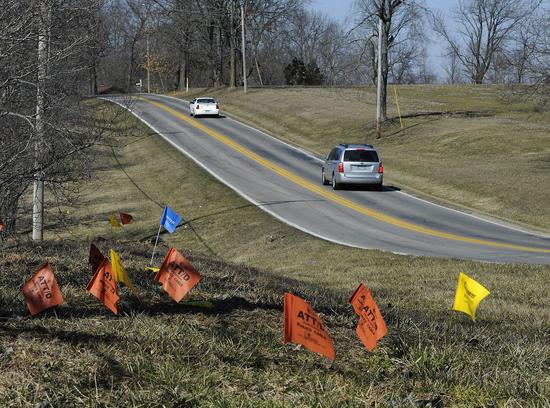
[[0, 0, 111, 238], [433, 0, 542, 84], [443, 46, 463, 84], [351, 0, 424, 135]]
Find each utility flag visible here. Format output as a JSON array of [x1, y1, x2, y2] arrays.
[[349, 283, 387, 352], [87, 260, 119, 314], [160, 206, 181, 234], [283, 292, 335, 361], [109, 214, 122, 228], [109, 249, 139, 297], [119, 212, 133, 225], [21, 262, 64, 316], [154, 248, 201, 303], [150, 206, 182, 265], [453, 272, 490, 321], [89, 243, 105, 274]]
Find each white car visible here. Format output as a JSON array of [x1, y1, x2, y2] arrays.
[[189, 97, 220, 117]]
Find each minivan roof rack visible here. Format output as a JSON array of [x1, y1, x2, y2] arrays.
[[338, 143, 374, 149]]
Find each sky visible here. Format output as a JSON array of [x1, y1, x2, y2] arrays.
[[307, 0, 459, 80]]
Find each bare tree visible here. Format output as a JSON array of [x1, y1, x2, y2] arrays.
[[443, 46, 463, 84], [352, 0, 423, 136], [433, 0, 542, 84], [0, 0, 109, 238]]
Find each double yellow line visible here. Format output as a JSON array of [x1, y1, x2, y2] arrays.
[[137, 96, 550, 255]]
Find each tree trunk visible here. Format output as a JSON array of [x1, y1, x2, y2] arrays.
[[254, 53, 263, 87], [33, 0, 49, 241], [376, 17, 388, 138], [89, 64, 98, 95], [177, 55, 187, 91]]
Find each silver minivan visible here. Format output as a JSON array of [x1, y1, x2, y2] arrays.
[[322, 144, 383, 190]]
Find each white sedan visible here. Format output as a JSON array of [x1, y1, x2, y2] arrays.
[[189, 97, 220, 117]]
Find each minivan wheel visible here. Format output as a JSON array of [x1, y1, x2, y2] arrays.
[[322, 169, 329, 185], [332, 174, 339, 190]]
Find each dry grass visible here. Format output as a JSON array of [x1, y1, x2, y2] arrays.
[[176, 85, 550, 231], [1, 102, 549, 406]]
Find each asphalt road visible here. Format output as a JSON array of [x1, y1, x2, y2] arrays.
[[107, 94, 550, 265]]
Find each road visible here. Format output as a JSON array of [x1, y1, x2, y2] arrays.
[[107, 94, 550, 265]]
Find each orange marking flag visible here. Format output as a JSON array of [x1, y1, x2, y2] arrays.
[[349, 283, 387, 352], [21, 262, 64, 316], [119, 212, 133, 225], [89, 243, 105, 274], [154, 248, 201, 303], [283, 292, 335, 361], [87, 259, 119, 314]]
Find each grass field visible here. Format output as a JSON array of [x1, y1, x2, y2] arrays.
[[1, 101, 549, 406], [177, 85, 550, 232]]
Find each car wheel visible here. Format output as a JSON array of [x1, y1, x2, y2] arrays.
[[322, 169, 329, 185], [374, 183, 383, 191], [332, 173, 339, 190]]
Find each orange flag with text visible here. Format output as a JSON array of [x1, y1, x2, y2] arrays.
[[283, 292, 335, 360], [21, 262, 64, 316], [87, 259, 119, 314], [349, 283, 387, 352], [154, 248, 201, 303]]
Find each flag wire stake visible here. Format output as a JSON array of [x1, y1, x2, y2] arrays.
[[150, 223, 162, 266]]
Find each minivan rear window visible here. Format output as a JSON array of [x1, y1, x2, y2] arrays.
[[344, 150, 379, 162]]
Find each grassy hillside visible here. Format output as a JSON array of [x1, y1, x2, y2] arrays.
[[177, 85, 550, 231], [1, 101, 548, 406]]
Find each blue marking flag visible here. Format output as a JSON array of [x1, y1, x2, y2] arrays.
[[160, 206, 181, 234]]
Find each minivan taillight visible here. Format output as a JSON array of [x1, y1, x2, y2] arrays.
[[378, 163, 384, 174], [338, 163, 344, 173]]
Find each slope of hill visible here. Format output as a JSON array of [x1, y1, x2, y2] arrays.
[[178, 85, 550, 231]]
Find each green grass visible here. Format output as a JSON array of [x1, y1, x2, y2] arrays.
[[1, 101, 549, 406], [177, 85, 550, 231]]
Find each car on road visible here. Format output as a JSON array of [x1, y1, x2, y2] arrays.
[[322, 144, 383, 190], [189, 97, 220, 117]]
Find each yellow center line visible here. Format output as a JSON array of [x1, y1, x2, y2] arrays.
[[136, 96, 550, 255]]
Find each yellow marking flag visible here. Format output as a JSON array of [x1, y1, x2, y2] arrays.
[[145, 267, 160, 273], [453, 272, 490, 321], [109, 214, 122, 228], [110, 249, 139, 297]]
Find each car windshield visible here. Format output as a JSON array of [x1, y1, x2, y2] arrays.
[[197, 98, 216, 104], [344, 150, 379, 162]]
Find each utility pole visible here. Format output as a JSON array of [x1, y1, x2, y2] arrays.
[[33, 0, 49, 241], [241, 2, 247, 93], [376, 16, 383, 138], [146, 34, 151, 93]]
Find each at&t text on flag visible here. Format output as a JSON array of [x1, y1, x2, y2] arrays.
[[283, 292, 335, 360], [349, 283, 387, 352], [155, 248, 201, 303], [87, 260, 119, 314], [21, 262, 64, 316]]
